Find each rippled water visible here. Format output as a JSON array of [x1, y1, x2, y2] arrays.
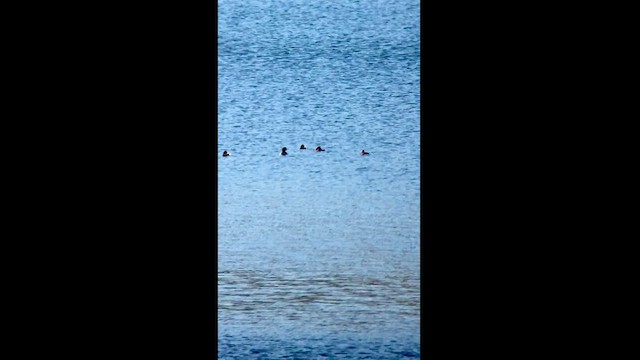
[[219, 0, 420, 358]]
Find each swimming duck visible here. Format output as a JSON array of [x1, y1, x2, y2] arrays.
[[300, 144, 306, 150], [281, 147, 288, 156], [315, 146, 325, 152], [360, 150, 369, 155], [222, 150, 230, 157]]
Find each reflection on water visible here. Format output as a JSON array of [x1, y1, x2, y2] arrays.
[[219, 270, 419, 329]]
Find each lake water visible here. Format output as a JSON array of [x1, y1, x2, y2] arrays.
[[218, 0, 420, 358]]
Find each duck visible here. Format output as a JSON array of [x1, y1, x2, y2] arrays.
[[222, 150, 230, 157], [281, 147, 288, 156], [300, 144, 306, 150], [360, 150, 369, 156], [315, 146, 325, 152]]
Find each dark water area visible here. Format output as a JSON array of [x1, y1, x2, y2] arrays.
[[219, 0, 420, 357]]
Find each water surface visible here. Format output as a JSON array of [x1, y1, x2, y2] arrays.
[[219, 0, 420, 357]]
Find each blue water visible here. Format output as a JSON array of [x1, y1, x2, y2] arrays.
[[218, 0, 420, 358]]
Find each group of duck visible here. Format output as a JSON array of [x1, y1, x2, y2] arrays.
[[222, 144, 369, 157]]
